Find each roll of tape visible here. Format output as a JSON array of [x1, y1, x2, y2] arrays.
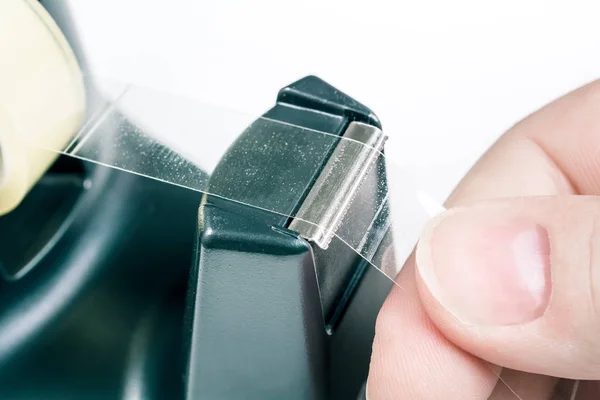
[[0, 0, 85, 215]]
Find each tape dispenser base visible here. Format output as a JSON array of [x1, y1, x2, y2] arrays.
[[186, 76, 393, 400]]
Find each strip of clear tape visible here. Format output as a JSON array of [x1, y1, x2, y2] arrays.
[[25, 75, 443, 285], [21, 75, 587, 399]]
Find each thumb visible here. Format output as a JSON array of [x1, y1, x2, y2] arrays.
[[415, 195, 600, 380]]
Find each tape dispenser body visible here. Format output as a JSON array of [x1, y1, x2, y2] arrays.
[[187, 76, 393, 399], [0, 2, 393, 399]]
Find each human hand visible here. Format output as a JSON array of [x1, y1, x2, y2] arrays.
[[367, 80, 600, 399]]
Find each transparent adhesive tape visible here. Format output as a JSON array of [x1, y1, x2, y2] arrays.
[[24, 76, 443, 285]]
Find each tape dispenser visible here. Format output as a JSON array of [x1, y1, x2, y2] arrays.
[[0, 1, 398, 399], [187, 76, 393, 399]]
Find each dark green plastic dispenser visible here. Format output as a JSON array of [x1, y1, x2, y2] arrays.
[[186, 76, 393, 400]]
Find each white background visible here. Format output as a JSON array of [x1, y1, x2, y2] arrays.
[[57, 0, 600, 202]]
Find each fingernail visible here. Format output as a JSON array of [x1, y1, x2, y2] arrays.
[[416, 206, 552, 326]]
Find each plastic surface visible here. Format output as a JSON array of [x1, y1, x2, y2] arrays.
[[185, 76, 393, 399], [0, 112, 203, 399]]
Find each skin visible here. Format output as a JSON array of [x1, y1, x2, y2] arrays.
[[367, 79, 600, 399]]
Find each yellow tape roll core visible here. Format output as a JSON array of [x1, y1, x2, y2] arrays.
[[0, 0, 85, 215]]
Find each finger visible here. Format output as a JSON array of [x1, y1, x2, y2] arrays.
[[415, 196, 600, 379], [446, 79, 600, 202], [368, 253, 498, 400], [369, 78, 600, 398], [417, 79, 600, 395]]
